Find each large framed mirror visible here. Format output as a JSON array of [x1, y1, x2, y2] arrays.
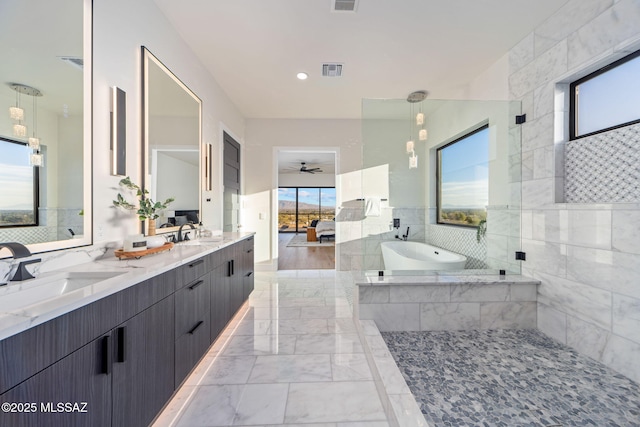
[[141, 47, 202, 236], [0, 0, 92, 254]]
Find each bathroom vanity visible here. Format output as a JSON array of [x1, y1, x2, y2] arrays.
[[0, 233, 254, 427]]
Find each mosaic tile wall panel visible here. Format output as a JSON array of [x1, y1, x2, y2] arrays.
[[565, 123, 640, 203], [427, 224, 487, 269]]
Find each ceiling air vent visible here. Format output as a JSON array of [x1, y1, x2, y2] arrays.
[[322, 63, 343, 77], [332, 0, 358, 12], [59, 56, 84, 70]]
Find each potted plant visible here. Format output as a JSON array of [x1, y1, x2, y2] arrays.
[[113, 176, 174, 235]]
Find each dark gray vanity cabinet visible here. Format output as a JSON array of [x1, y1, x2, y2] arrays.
[[0, 271, 175, 427], [0, 236, 255, 427], [175, 258, 211, 386], [210, 249, 231, 341], [111, 295, 175, 427], [0, 335, 112, 427], [242, 236, 255, 300]]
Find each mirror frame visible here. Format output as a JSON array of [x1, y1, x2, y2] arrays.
[[3, 0, 93, 255], [141, 47, 202, 236]]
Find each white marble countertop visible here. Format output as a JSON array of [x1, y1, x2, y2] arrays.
[[0, 232, 254, 341], [353, 269, 540, 286]]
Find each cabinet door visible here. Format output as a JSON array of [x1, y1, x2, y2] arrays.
[[242, 237, 255, 300], [211, 262, 230, 341], [175, 274, 211, 385], [111, 296, 174, 427], [0, 336, 111, 427]]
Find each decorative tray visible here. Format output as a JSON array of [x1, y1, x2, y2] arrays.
[[115, 242, 174, 260]]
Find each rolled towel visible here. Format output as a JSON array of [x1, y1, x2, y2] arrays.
[[365, 197, 381, 217]]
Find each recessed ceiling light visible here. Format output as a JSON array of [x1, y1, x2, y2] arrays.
[[296, 72, 308, 80]]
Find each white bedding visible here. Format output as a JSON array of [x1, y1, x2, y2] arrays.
[[315, 221, 335, 237]]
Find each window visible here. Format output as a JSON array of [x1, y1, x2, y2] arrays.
[[0, 137, 39, 227], [570, 50, 640, 139], [278, 187, 336, 232], [437, 125, 489, 227]]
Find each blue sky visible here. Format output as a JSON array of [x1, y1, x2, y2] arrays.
[[578, 54, 640, 136], [0, 141, 34, 210], [440, 127, 489, 209], [279, 187, 336, 207]]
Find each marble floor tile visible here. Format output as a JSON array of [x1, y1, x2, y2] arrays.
[[187, 356, 257, 385], [231, 383, 289, 425], [248, 354, 332, 383], [331, 353, 373, 381], [299, 305, 353, 319], [155, 270, 392, 427], [222, 334, 297, 356], [327, 318, 358, 334], [284, 381, 387, 424], [175, 384, 243, 426], [247, 306, 302, 320], [274, 318, 329, 334], [294, 333, 364, 354]]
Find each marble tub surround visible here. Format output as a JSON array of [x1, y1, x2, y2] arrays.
[[0, 232, 254, 341], [153, 270, 392, 426], [381, 329, 640, 427], [356, 272, 538, 332]]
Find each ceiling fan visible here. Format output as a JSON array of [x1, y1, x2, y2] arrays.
[[299, 162, 323, 174]]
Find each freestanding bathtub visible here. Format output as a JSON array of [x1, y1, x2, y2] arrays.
[[381, 241, 467, 270]]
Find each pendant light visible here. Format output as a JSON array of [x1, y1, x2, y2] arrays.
[[9, 86, 24, 121], [406, 90, 428, 168]]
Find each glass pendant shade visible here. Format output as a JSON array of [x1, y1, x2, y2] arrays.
[[406, 140, 415, 153], [416, 112, 424, 126], [13, 123, 27, 137], [419, 129, 427, 141], [30, 152, 44, 167], [28, 137, 40, 150], [9, 106, 24, 120], [409, 154, 418, 169]]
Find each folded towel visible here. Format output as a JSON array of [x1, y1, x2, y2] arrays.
[[365, 197, 381, 217]]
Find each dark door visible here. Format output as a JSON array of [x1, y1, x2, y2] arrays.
[[223, 132, 241, 232]]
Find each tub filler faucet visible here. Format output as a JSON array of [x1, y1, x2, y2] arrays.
[[396, 227, 410, 241]]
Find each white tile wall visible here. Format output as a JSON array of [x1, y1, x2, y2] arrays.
[[512, 0, 640, 382]]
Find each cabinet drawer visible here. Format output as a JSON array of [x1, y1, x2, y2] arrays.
[[175, 275, 211, 337], [175, 317, 211, 386], [179, 256, 207, 287]]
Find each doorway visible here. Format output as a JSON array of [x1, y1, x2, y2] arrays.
[[276, 150, 337, 270]]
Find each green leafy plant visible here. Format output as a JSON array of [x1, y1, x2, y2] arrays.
[[476, 219, 487, 243], [112, 176, 174, 221]]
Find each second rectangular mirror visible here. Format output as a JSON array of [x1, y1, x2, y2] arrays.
[[141, 47, 202, 235]]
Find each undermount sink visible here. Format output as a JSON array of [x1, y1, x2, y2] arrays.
[[177, 236, 226, 246], [0, 271, 126, 314]]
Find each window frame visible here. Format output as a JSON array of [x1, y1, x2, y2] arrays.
[[436, 124, 489, 229], [569, 49, 640, 140], [0, 137, 40, 228], [277, 186, 336, 233]]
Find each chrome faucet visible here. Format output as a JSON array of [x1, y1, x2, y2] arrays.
[[177, 223, 196, 242], [0, 242, 41, 284]]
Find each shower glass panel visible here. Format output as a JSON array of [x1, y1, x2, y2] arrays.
[[360, 98, 522, 275]]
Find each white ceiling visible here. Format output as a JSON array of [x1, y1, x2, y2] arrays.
[[153, 0, 569, 119], [277, 151, 336, 175]]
